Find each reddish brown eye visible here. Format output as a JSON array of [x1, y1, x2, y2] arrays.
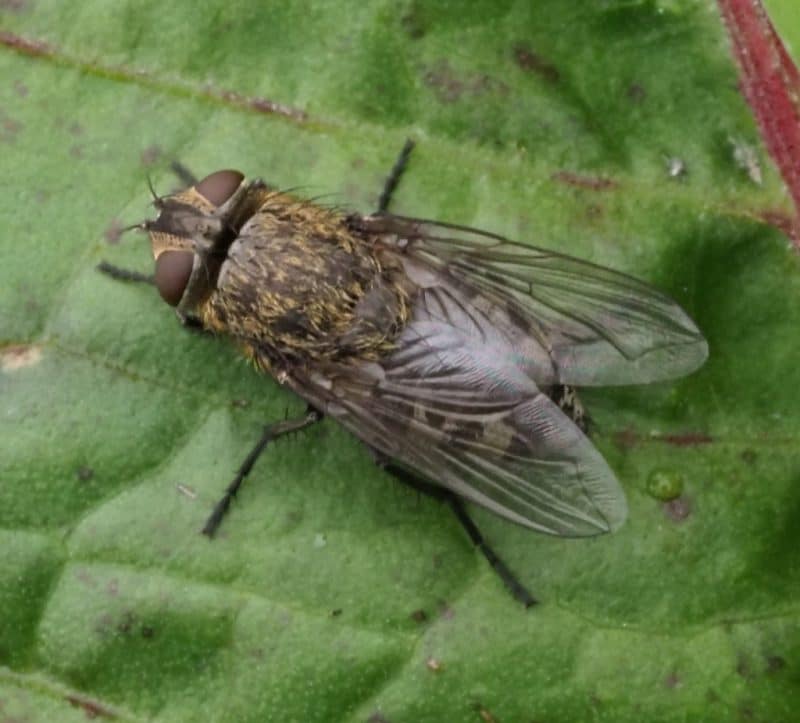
[[194, 170, 244, 206], [155, 251, 193, 306]]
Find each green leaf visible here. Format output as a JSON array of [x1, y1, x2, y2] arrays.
[[2, 2, 799, 721]]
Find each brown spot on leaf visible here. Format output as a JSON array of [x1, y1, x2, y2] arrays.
[[513, 44, 560, 83], [423, 60, 508, 103], [740, 449, 757, 465], [551, 170, 618, 191], [69, 122, 83, 136], [664, 671, 682, 689], [659, 432, 713, 447], [13, 80, 28, 96], [663, 496, 691, 522], [0, 108, 21, 143], [1, 344, 42, 371], [104, 219, 124, 244], [141, 626, 155, 639], [140, 144, 161, 166], [70, 144, 83, 158], [249, 96, 305, 119], [410, 609, 428, 623], [0, 30, 52, 57], [628, 83, 646, 102], [66, 693, 117, 719], [76, 465, 94, 482], [613, 429, 713, 449]]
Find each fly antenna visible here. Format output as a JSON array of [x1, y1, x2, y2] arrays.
[[146, 173, 165, 209]]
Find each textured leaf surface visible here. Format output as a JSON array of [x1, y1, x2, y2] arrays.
[[1, 2, 799, 721]]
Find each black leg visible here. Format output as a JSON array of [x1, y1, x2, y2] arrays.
[[170, 160, 198, 187], [96, 261, 154, 285], [202, 408, 322, 536], [384, 464, 537, 608], [376, 139, 415, 214]]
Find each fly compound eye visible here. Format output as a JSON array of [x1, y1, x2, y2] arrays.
[[154, 250, 194, 306], [194, 170, 244, 206]]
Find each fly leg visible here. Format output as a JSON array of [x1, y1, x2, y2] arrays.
[[96, 261, 154, 285], [380, 461, 537, 608], [169, 160, 198, 187], [202, 407, 323, 536], [376, 139, 415, 213]]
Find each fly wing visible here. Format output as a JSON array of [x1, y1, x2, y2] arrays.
[[290, 283, 627, 537], [366, 215, 708, 386]]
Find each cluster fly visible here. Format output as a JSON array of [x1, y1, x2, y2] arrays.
[[99, 141, 708, 606]]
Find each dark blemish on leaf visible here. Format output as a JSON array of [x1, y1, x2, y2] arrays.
[[513, 44, 560, 83], [65, 693, 116, 719], [141, 626, 155, 639], [551, 170, 618, 191], [76, 465, 94, 482], [766, 654, 785, 673], [140, 144, 161, 166], [410, 609, 428, 623], [628, 83, 646, 102], [439, 603, 455, 620], [35, 189, 49, 203], [401, 5, 426, 39], [664, 671, 681, 689], [231, 398, 250, 408], [584, 203, 605, 222], [706, 688, 720, 703], [69, 122, 83, 136], [736, 654, 753, 679], [104, 219, 124, 244], [739, 704, 754, 720], [613, 429, 712, 449], [70, 144, 83, 158], [75, 569, 98, 588], [117, 611, 135, 634], [663, 496, 691, 522], [330, 608, 343, 617], [423, 60, 508, 103], [659, 432, 713, 447], [740, 449, 757, 465], [0, 110, 21, 143], [0, 30, 52, 57], [13, 80, 28, 97], [614, 428, 638, 450]]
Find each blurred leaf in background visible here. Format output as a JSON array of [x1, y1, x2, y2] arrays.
[[1, 1, 799, 721]]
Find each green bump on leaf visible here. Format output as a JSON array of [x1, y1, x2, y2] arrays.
[[1, 2, 800, 721], [646, 469, 685, 501]]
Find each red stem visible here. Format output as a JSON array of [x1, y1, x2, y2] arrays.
[[717, 0, 800, 247]]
